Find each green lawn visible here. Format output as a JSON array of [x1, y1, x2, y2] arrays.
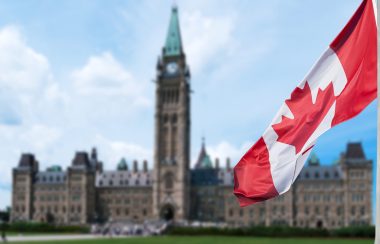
[[11, 236, 374, 244]]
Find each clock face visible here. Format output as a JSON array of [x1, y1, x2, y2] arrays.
[[166, 62, 178, 74]]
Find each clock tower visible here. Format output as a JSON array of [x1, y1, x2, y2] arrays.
[[153, 5, 191, 221]]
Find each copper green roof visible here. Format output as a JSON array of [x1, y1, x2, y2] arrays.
[[47, 165, 62, 172], [117, 158, 128, 171], [195, 138, 213, 169], [164, 6, 182, 57], [308, 153, 320, 166]]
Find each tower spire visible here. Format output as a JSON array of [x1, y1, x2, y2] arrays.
[[164, 5, 182, 57]]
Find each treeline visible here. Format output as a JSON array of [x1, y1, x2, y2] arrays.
[[167, 225, 375, 238], [1, 222, 89, 234]]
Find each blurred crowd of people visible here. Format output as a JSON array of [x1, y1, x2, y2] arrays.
[[91, 220, 169, 237]]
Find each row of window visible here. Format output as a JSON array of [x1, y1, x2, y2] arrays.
[[36, 175, 66, 183], [304, 171, 339, 179], [98, 179, 150, 186], [301, 193, 344, 203], [99, 197, 150, 205], [349, 171, 366, 178], [161, 89, 180, 105], [300, 182, 344, 191], [100, 173, 150, 179], [34, 185, 66, 191], [228, 208, 266, 218]]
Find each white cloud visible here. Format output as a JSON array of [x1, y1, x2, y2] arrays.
[[94, 134, 152, 170], [20, 125, 62, 151], [0, 25, 65, 126], [182, 11, 235, 74], [71, 52, 150, 107], [205, 140, 253, 168], [0, 26, 52, 94]]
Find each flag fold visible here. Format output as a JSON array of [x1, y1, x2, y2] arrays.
[[234, 0, 377, 207]]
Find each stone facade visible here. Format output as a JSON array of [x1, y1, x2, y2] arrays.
[[11, 142, 372, 228], [11, 6, 372, 228]]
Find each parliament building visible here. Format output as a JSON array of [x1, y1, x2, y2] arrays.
[[11, 6, 372, 229]]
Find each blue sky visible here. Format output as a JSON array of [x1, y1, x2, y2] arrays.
[[0, 0, 375, 220]]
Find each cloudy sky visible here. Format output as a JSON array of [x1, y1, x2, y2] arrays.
[[0, 0, 375, 218]]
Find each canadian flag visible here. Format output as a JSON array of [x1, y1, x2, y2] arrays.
[[234, 0, 377, 207]]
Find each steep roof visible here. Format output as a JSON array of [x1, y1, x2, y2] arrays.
[[345, 142, 365, 159], [164, 6, 182, 57], [195, 138, 213, 169], [117, 158, 128, 171]]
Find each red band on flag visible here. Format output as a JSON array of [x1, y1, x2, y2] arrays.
[[330, 0, 377, 126], [234, 137, 278, 207]]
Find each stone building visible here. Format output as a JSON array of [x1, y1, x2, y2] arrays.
[[11, 6, 372, 228]]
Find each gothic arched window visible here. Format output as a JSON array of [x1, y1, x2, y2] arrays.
[[164, 172, 174, 190]]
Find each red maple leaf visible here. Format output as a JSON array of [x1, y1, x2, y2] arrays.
[[272, 82, 336, 154]]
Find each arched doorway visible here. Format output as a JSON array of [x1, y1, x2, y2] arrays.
[[160, 205, 174, 221], [317, 220, 323, 229]]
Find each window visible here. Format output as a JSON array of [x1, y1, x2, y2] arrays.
[[164, 172, 174, 190], [324, 206, 329, 216], [337, 207, 342, 216], [260, 208, 265, 218], [171, 113, 177, 123], [249, 209, 254, 218]]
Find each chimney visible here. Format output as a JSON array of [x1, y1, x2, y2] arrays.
[[226, 157, 231, 170], [143, 160, 148, 172], [215, 158, 220, 169], [91, 147, 98, 162], [133, 160, 138, 172]]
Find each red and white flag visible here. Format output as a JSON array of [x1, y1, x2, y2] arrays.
[[234, 0, 377, 207]]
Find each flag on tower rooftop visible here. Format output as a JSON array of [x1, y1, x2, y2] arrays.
[[234, 0, 377, 207]]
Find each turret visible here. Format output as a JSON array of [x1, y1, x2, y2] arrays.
[[143, 160, 148, 172], [133, 160, 138, 172], [226, 157, 231, 170]]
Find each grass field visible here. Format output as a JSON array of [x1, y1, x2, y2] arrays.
[[10, 236, 374, 244]]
